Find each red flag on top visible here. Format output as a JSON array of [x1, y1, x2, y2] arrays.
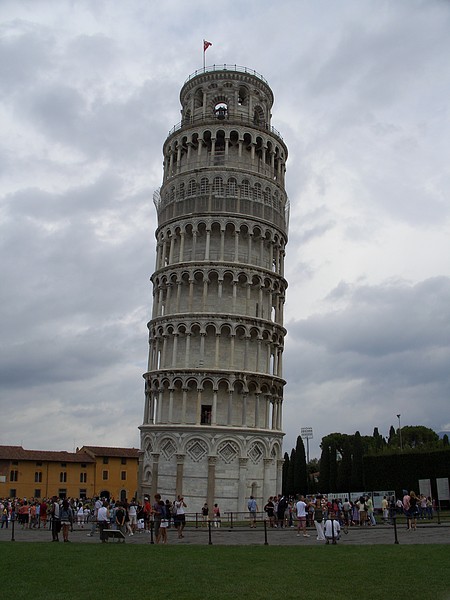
[[203, 40, 212, 52]]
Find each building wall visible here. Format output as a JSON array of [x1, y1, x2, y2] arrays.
[[0, 448, 139, 500], [0, 459, 96, 499]]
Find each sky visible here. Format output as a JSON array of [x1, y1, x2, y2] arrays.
[[1, 0, 449, 460]]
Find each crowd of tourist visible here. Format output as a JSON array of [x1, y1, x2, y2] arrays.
[[0, 494, 217, 544], [0, 490, 436, 544], [254, 491, 435, 543]]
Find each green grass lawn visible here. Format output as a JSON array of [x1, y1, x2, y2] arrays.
[[2, 542, 449, 600]]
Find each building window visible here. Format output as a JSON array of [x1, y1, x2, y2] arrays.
[[226, 177, 237, 197], [34, 471, 42, 483], [12, 461, 18, 465], [10, 489, 16, 497], [79, 489, 87, 499], [10, 470, 18, 482], [102, 470, 109, 481], [34, 489, 41, 498], [213, 176, 224, 196], [187, 179, 196, 196], [201, 405, 212, 425], [81, 463, 87, 468], [61, 462, 67, 467], [80, 472, 87, 483], [59, 489, 67, 499], [36, 462, 42, 466], [60, 472, 67, 483], [121, 471, 126, 481], [121, 457, 127, 465], [103, 457, 109, 465], [200, 177, 209, 195]]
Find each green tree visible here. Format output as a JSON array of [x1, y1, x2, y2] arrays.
[[388, 425, 397, 446], [293, 436, 307, 494], [443, 434, 449, 447], [337, 441, 352, 492], [329, 442, 338, 491], [351, 431, 365, 490], [400, 426, 439, 449], [282, 452, 290, 496], [372, 427, 385, 452], [307, 458, 320, 493], [318, 443, 331, 492], [287, 448, 296, 496]]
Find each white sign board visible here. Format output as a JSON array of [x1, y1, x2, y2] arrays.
[[436, 477, 450, 501], [419, 479, 432, 498]]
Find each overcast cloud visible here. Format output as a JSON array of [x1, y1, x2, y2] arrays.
[[1, 0, 449, 458]]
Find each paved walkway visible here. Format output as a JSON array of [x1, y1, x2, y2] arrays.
[[1, 521, 449, 546]]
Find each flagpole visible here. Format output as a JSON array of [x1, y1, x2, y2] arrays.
[[203, 40, 212, 71]]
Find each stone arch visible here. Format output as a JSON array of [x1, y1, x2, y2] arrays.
[[238, 85, 249, 106], [194, 87, 204, 109]]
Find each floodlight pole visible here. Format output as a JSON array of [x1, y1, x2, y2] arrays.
[[300, 427, 313, 465]]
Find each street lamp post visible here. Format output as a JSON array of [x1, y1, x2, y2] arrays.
[[397, 414, 403, 452]]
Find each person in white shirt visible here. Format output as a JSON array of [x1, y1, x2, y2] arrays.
[[128, 499, 138, 533], [324, 513, 341, 544], [173, 495, 187, 539], [296, 496, 310, 538], [97, 502, 110, 542], [87, 497, 102, 537]]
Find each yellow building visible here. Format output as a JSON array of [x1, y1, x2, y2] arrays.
[[78, 446, 139, 502], [0, 445, 139, 501]]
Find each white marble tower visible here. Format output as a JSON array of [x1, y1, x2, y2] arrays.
[[139, 65, 289, 512]]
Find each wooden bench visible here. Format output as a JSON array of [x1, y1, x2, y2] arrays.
[[103, 529, 126, 542]]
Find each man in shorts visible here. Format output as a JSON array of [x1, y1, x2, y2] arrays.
[[296, 495, 310, 537]]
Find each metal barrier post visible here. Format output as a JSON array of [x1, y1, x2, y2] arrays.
[[264, 519, 268, 545], [393, 512, 399, 544], [230, 512, 233, 530], [11, 514, 15, 542], [150, 519, 154, 544], [195, 513, 199, 529], [208, 520, 212, 545]]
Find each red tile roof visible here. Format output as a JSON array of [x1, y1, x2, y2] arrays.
[[0, 445, 94, 463], [79, 446, 140, 459]]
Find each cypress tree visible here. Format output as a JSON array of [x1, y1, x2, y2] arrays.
[[293, 435, 307, 495], [351, 431, 365, 490], [318, 442, 331, 492], [388, 425, 396, 446], [337, 442, 352, 492], [294, 435, 307, 494], [329, 442, 338, 491], [282, 452, 290, 495], [287, 448, 296, 496]]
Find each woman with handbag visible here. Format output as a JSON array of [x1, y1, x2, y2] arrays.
[[60, 499, 74, 543]]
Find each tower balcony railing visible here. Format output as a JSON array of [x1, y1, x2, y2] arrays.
[[164, 152, 284, 182], [184, 64, 269, 86], [154, 190, 289, 231], [168, 113, 283, 141]]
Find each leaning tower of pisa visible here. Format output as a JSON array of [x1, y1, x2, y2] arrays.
[[139, 65, 289, 512]]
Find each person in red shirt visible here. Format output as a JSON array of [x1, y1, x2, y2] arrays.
[[143, 497, 152, 531], [39, 500, 48, 528]]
